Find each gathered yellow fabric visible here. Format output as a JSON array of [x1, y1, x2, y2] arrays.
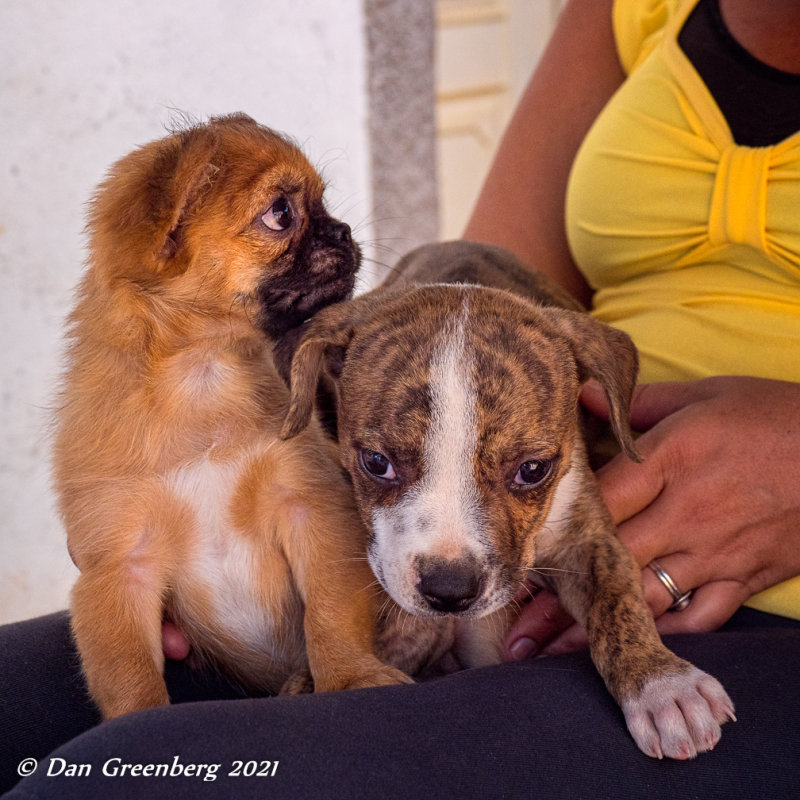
[[566, 0, 800, 619]]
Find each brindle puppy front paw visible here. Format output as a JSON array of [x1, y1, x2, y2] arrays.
[[620, 667, 735, 759]]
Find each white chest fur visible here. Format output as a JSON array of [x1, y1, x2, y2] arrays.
[[165, 450, 279, 656]]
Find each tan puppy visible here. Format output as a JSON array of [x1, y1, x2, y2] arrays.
[[281, 241, 735, 760], [54, 113, 408, 720]]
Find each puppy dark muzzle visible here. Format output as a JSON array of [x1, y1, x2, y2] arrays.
[[325, 220, 352, 245], [416, 555, 484, 614], [258, 214, 360, 339]]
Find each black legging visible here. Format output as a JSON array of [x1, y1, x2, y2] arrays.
[[2, 609, 799, 799]]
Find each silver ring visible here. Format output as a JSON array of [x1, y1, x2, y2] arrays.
[[648, 560, 692, 612]]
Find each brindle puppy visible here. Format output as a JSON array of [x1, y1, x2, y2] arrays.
[[281, 240, 735, 760]]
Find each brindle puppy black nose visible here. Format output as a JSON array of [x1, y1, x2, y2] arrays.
[[417, 556, 482, 613]]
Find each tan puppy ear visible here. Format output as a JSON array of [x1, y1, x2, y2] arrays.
[[149, 129, 220, 269], [89, 123, 219, 280], [541, 308, 641, 462], [280, 301, 362, 440]]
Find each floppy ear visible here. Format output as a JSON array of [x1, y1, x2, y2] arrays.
[[540, 308, 641, 462], [280, 300, 363, 440], [147, 128, 220, 270], [89, 124, 219, 280]]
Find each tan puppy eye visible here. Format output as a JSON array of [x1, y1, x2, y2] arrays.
[[359, 449, 397, 481], [261, 197, 294, 231], [513, 459, 552, 489]]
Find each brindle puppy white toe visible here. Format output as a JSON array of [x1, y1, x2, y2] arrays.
[[281, 240, 735, 760]]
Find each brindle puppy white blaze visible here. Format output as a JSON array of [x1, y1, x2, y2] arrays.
[[281, 241, 735, 759]]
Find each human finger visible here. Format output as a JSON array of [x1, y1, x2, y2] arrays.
[[594, 445, 667, 529], [540, 622, 588, 655], [639, 553, 701, 616], [625, 381, 711, 430], [503, 590, 574, 661], [654, 581, 747, 635], [581, 379, 712, 432]]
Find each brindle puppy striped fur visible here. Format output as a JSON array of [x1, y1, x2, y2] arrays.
[[281, 241, 734, 760]]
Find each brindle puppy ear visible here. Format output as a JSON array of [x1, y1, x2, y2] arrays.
[[88, 123, 219, 281], [540, 308, 642, 462], [280, 300, 364, 440]]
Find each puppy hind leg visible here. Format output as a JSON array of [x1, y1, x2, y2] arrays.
[[68, 494, 188, 718], [71, 563, 169, 719]]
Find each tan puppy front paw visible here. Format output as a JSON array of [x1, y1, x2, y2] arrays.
[[621, 667, 735, 759], [314, 658, 413, 693], [343, 663, 414, 691]]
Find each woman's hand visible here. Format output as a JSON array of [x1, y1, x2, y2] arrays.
[[503, 376, 800, 660]]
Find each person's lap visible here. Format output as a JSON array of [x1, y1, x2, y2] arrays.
[[1, 609, 798, 799]]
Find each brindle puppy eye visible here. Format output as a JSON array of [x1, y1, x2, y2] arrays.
[[513, 459, 552, 489], [261, 197, 294, 231], [359, 449, 397, 481]]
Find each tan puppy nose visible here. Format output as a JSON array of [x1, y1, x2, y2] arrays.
[[327, 220, 352, 244], [416, 556, 483, 613]]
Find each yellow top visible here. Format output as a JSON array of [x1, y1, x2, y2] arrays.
[[566, 0, 800, 619]]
